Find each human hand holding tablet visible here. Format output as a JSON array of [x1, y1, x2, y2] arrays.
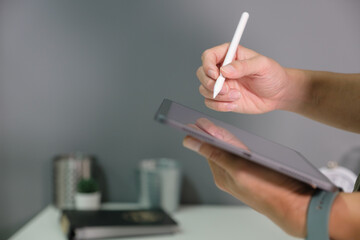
[[155, 99, 338, 192], [155, 99, 332, 237], [188, 118, 249, 151]]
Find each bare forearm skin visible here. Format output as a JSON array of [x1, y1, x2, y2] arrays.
[[281, 70, 360, 239], [329, 192, 360, 240], [283, 69, 360, 133]]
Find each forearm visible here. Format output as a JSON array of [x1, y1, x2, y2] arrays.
[[283, 69, 360, 133], [329, 192, 360, 240]]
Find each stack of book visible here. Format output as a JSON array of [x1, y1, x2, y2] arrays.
[[60, 209, 179, 240]]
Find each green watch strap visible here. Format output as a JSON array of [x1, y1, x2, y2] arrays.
[[306, 189, 339, 240]]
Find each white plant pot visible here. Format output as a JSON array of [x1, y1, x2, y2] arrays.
[[75, 192, 101, 210]]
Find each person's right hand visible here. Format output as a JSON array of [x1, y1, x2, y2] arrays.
[[197, 43, 306, 114]]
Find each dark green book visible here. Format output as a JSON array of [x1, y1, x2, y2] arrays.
[[60, 209, 179, 240]]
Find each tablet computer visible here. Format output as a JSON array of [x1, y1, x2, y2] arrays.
[[154, 99, 338, 192]]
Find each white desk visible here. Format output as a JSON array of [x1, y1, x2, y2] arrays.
[[10, 203, 299, 240]]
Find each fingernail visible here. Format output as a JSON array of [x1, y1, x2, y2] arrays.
[[221, 64, 236, 75], [183, 138, 202, 152], [229, 91, 241, 99], [207, 69, 217, 79]]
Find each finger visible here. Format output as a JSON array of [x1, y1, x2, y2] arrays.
[[183, 136, 232, 193], [236, 45, 259, 60], [199, 85, 240, 102], [183, 136, 203, 152], [197, 67, 229, 94], [183, 136, 239, 177], [201, 44, 259, 78], [201, 43, 230, 79], [187, 123, 200, 130], [194, 118, 218, 138], [194, 117, 232, 142], [187, 123, 211, 136], [198, 142, 241, 176], [206, 159, 229, 192], [196, 67, 215, 92], [204, 99, 237, 112], [221, 55, 269, 79], [195, 117, 249, 150]]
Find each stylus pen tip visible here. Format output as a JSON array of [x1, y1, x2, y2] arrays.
[[213, 89, 220, 99]]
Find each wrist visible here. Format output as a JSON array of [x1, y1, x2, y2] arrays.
[[306, 190, 339, 240], [279, 68, 313, 113], [280, 189, 312, 238], [329, 193, 344, 240], [266, 184, 314, 238]]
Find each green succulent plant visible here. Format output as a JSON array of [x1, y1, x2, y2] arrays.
[[77, 178, 99, 194]]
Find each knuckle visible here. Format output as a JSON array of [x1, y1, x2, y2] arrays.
[[199, 85, 205, 95], [259, 56, 270, 67], [201, 49, 210, 61], [257, 56, 271, 74], [206, 80, 213, 90], [235, 60, 245, 72], [207, 148, 225, 162]]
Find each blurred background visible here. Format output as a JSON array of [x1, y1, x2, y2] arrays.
[[1, 0, 360, 238]]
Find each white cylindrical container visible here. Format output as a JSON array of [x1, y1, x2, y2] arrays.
[[137, 158, 182, 213]]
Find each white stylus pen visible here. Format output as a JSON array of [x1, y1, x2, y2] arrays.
[[213, 12, 249, 98]]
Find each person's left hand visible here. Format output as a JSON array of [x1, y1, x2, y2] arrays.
[[189, 118, 249, 150], [183, 127, 314, 238]]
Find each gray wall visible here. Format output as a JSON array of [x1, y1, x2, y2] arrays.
[[1, 0, 360, 238]]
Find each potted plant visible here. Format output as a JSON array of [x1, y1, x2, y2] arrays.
[[75, 178, 101, 210]]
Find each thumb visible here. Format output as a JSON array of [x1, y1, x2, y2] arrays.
[[183, 136, 238, 174], [196, 143, 239, 176], [220, 56, 268, 79]]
